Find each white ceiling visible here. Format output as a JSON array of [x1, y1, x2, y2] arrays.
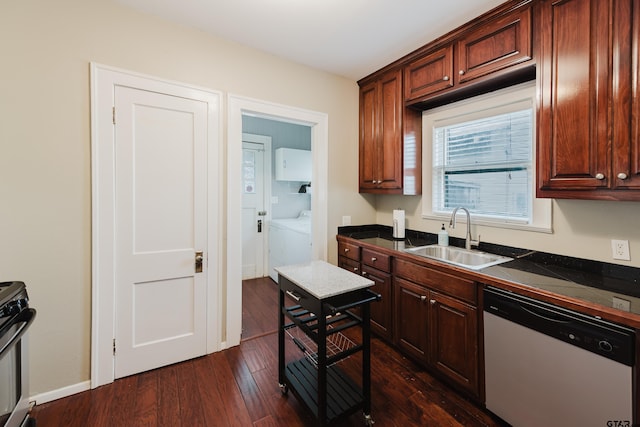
[[115, 0, 506, 81]]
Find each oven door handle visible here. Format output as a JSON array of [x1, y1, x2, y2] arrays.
[[0, 308, 36, 357]]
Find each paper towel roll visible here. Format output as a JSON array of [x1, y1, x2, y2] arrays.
[[393, 209, 405, 239]]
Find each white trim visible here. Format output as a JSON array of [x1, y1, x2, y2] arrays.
[[90, 63, 223, 388], [226, 94, 329, 348], [30, 381, 91, 406]]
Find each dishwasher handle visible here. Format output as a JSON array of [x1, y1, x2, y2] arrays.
[[519, 303, 572, 324]]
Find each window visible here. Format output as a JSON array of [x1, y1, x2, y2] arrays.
[[423, 83, 552, 232]]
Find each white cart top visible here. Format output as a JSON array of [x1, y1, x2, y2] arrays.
[[275, 260, 374, 299]]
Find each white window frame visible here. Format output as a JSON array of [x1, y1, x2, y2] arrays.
[[422, 82, 552, 233]]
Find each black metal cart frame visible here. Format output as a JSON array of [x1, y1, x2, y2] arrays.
[[278, 275, 379, 426]]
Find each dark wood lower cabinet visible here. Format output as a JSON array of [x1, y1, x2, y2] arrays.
[[394, 277, 429, 361], [429, 291, 478, 394], [362, 265, 393, 341], [394, 277, 480, 398]]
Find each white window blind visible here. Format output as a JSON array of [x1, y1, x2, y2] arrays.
[[432, 109, 533, 222]]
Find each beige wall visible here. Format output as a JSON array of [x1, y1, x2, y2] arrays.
[[0, 0, 375, 396], [376, 196, 640, 268]]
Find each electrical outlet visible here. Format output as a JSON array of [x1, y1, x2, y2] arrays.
[[611, 239, 631, 261], [613, 296, 631, 312], [342, 216, 351, 226]]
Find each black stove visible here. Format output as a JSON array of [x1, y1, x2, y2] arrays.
[[0, 281, 35, 427], [0, 282, 29, 332]]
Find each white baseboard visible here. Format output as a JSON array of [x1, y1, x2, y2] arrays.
[[30, 380, 91, 405]]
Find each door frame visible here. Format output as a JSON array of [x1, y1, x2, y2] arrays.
[[90, 63, 223, 388], [227, 95, 328, 348], [241, 134, 272, 279]]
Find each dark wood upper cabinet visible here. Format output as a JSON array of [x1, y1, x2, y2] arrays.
[[359, 69, 422, 195], [359, 70, 402, 192], [402, 1, 534, 108], [404, 46, 454, 102], [456, 6, 532, 84], [537, 0, 640, 199]]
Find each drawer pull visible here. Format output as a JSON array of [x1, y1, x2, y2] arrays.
[[430, 299, 436, 305], [353, 267, 359, 272], [362, 271, 368, 276], [344, 248, 350, 253], [285, 290, 302, 302], [443, 75, 449, 81], [595, 173, 605, 180], [459, 69, 465, 75], [618, 172, 628, 180], [371, 257, 377, 262], [420, 295, 427, 302]]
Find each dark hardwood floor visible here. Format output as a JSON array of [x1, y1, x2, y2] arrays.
[[31, 277, 502, 426]]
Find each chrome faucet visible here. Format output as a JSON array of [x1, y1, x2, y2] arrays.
[[449, 207, 479, 250]]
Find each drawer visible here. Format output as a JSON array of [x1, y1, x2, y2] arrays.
[[338, 241, 361, 262], [339, 256, 361, 275], [393, 258, 476, 305], [361, 248, 391, 273]]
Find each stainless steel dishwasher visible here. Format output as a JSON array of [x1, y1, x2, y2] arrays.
[[483, 286, 635, 427]]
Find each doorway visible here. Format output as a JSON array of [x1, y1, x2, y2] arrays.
[[227, 95, 328, 348]]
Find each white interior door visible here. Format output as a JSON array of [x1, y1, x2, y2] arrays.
[[241, 141, 267, 279], [114, 85, 207, 378]]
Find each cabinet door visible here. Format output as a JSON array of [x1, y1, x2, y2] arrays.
[[359, 80, 379, 191], [394, 277, 428, 362], [613, 0, 640, 190], [537, 0, 611, 192], [404, 45, 454, 102], [362, 265, 392, 342], [359, 70, 403, 192], [456, 5, 532, 84], [429, 291, 478, 396]]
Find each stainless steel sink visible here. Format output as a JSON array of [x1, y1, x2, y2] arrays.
[[404, 245, 512, 270]]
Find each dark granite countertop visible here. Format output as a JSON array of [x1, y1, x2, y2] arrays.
[[338, 225, 640, 321]]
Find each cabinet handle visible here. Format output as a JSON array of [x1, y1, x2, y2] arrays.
[[353, 267, 359, 272], [459, 70, 465, 75], [344, 248, 350, 253], [420, 295, 427, 302], [430, 299, 436, 305], [618, 172, 628, 180], [595, 173, 605, 180], [443, 75, 449, 81], [285, 290, 302, 302], [362, 271, 368, 276], [371, 257, 377, 262]]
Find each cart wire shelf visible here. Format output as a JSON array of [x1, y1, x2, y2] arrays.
[[285, 323, 357, 368]]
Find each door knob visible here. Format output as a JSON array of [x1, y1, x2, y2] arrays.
[[195, 251, 204, 273]]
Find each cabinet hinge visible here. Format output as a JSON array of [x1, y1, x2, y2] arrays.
[[112, 107, 115, 125], [112, 338, 116, 355]]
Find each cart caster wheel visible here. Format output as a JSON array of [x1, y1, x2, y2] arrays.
[[279, 383, 288, 395], [363, 413, 374, 426]]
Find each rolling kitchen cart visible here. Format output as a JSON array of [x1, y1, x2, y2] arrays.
[[275, 261, 379, 426]]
